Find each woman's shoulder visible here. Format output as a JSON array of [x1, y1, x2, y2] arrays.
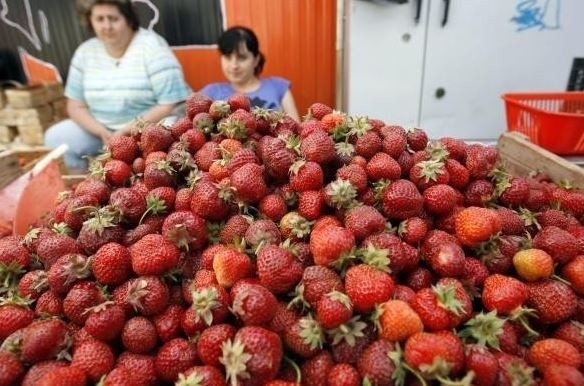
[[75, 36, 102, 53], [200, 82, 233, 99], [261, 76, 291, 91]]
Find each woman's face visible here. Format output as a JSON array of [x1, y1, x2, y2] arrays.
[[89, 4, 133, 46], [220, 42, 260, 85]]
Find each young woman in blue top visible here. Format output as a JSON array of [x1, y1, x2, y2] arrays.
[[44, 0, 190, 171], [200, 26, 300, 122]]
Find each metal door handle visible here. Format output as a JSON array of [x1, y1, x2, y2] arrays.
[[415, 0, 423, 23], [441, 0, 451, 27]]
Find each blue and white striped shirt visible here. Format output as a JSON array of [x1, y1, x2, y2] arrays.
[[65, 28, 190, 130]]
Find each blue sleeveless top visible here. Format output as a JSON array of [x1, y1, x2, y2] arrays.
[[199, 76, 290, 110]]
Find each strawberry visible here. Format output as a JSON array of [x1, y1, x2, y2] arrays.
[[140, 122, 174, 155], [537, 208, 570, 229], [552, 321, 584, 352], [308, 102, 333, 120], [257, 244, 303, 295], [444, 158, 470, 190], [532, 225, 580, 264], [455, 206, 501, 247], [527, 338, 581, 371], [423, 184, 457, 215], [343, 205, 386, 241], [497, 207, 525, 235], [527, 279, 577, 324], [464, 344, 498, 386], [17, 269, 48, 300], [316, 290, 353, 329], [116, 352, 157, 386], [0, 236, 30, 270], [197, 323, 236, 367], [327, 363, 360, 386], [482, 274, 529, 315], [0, 351, 24, 386], [231, 282, 278, 326], [331, 323, 376, 365], [213, 247, 252, 288], [542, 364, 584, 386], [381, 179, 423, 220], [498, 176, 530, 207], [465, 144, 496, 179], [221, 326, 283, 386], [464, 179, 495, 207], [113, 276, 169, 316], [561, 190, 584, 217], [190, 180, 231, 221], [20, 319, 70, 364], [289, 161, 324, 192], [34, 290, 63, 317], [260, 136, 297, 180], [209, 100, 231, 120], [357, 339, 399, 385], [409, 160, 450, 191], [162, 210, 208, 251], [426, 241, 466, 277], [101, 159, 132, 186], [186, 92, 212, 120], [298, 190, 325, 220], [381, 128, 407, 158], [155, 338, 198, 383], [406, 127, 428, 151], [195, 141, 220, 171], [153, 304, 184, 343], [228, 93, 252, 111], [355, 131, 382, 159], [73, 177, 110, 204], [121, 316, 158, 354], [109, 187, 146, 224], [231, 163, 268, 203], [310, 225, 355, 267], [404, 331, 465, 379], [101, 366, 142, 386], [36, 366, 87, 386], [0, 302, 34, 341], [398, 217, 428, 245], [129, 233, 181, 276], [169, 116, 192, 138], [84, 302, 126, 341], [293, 266, 343, 309], [258, 194, 287, 221], [344, 264, 395, 313], [512, 248, 553, 282], [301, 351, 334, 386], [284, 316, 324, 358], [561, 255, 584, 295], [92, 242, 132, 286], [71, 340, 115, 382], [177, 365, 226, 386], [21, 361, 68, 386], [63, 281, 104, 325], [379, 299, 423, 342], [365, 152, 402, 181], [300, 130, 335, 165], [143, 160, 177, 189]]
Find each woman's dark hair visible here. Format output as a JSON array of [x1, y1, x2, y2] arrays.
[[77, 0, 140, 33], [218, 26, 266, 76]]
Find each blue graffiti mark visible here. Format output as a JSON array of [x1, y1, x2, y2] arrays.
[[510, 0, 561, 32]]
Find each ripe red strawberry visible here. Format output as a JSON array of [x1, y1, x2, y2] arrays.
[[298, 190, 325, 220], [532, 225, 580, 264], [345, 264, 395, 313], [464, 179, 495, 207], [289, 161, 324, 192], [73, 177, 110, 204], [409, 160, 450, 191], [497, 207, 525, 235], [36, 366, 87, 386], [482, 274, 528, 315], [162, 210, 208, 251], [380, 299, 423, 342], [180, 127, 207, 154], [259, 193, 288, 221], [365, 152, 402, 181], [464, 344, 498, 386], [542, 364, 584, 386], [343, 205, 386, 241], [190, 180, 231, 221], [121, 316, 158, 354], [169, 116, 192, 138], [177, 365, 226, 386], [552, 321, 584, 352], [113, 276, 169, 316], [465, 144, 497, 179], [0, 302, 34, 341], [17, 269, 48, 300], [425, 241, 466, 277], [310, 225, 355, 267], [0, 235, 30, 269], [228, 93, 252, 111], [197, 323, 236, 367], [129, 233, 181, 276], [398, 217, 428, 245], [143, 160, 177, 189], [92, 242, 132, 286], [194, 141, 220, 171], [20, 319, 69, 364], [0, 351, 24, 386], [257, 244, 303, 295], [260, 136, 297, 180], [116, 352, 157, 386], [406, 127, 428, 151], [404, 331, 465, 379], [455, 206, 501, 247], [498, 176, 530, 207], [109, 187, 146, 225], [221, 326, 283, 386], [71, 340, 115, 382], [209, 100, 231, 120], [34, 290, 63, 317], [381, 128, 407, 158], [232, 282, 278, 326], [101, 159, 131, 186], [63, 280, 104, 325], [301, 351, 333, 386], [84, 302, 126, 341], [381, 179, 423, 220], [153, 304, 184, 343], [527, 279, 577, 324], [186, 92, 212, 120], [422, 183, 457, 215], [355, 130, 382, 159], [444, 158, 470, 190], [213, 247, 252, 288], [300, 130, 335, 165], [561, 255, 584, 295], [294, 266, 343, 309], [308, 102, 333, 120], [357, 339, 398, 385], [21, 361, 68, 386], [528, 338, 581, 371], [363, 232, 409, 273], [231, 163, 268, 203], [101, 366, 142, 386], [327, 363, 360, 386], [284, 316, 324, 358], [155, 338, 198, 382], [315, 290, 353, 329], [140, 123, 174, 155]]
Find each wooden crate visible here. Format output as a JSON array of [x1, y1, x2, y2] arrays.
[[0, 125, 18, 144], [497, 132, 584, 189], [18, 123, 51, 146], [5, 85, 50, 109], [43, 81, 64, 102], [0, 105, 53, 126], [51, 98, 67, 120]]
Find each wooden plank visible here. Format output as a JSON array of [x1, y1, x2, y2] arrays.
[[0, 147, 51, 189], [497, 132, 584, 189], [0, 105, 53, 126], [5, 85, 50, 109]]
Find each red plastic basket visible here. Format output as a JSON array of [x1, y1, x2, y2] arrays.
[[502, 92, 584, 155]]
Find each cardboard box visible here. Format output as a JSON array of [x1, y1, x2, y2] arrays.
[[5, 85, 50, 108], [0, 105, 53, 126], [0, 125, 18, 144]]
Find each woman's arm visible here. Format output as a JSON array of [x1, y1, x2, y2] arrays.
[[117, 102, 179, 135], [281, 90, 300, 122], [66, 98, 112, 143]]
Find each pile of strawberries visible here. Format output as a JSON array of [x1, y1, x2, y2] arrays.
[[1, 92, 584, 386]]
